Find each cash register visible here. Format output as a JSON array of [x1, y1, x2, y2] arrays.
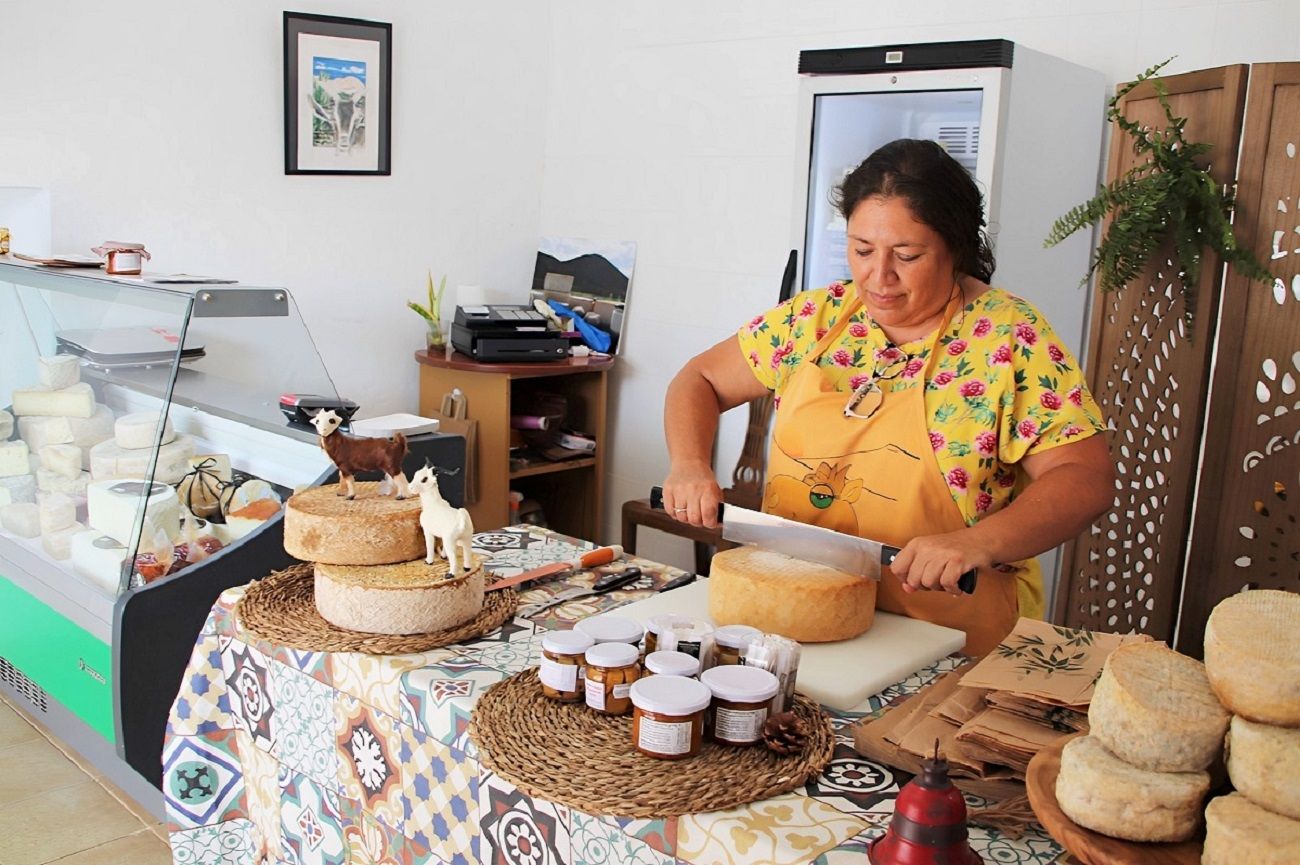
[[450, 304, 569, 362]]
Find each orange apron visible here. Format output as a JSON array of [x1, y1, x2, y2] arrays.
[[763, 293, 1019, 656]]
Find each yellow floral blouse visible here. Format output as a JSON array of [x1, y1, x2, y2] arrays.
[[736, 283, 1106, 616]]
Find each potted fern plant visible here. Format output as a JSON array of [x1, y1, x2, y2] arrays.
[[409, 271, 448, 350], [1045, 58, 1274, 325]]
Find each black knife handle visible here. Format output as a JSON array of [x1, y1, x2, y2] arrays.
[[649, 486, 725, 521], [658, 572, 697, 592], [592, 567, 642, 593], [882, 545, 977, 594]]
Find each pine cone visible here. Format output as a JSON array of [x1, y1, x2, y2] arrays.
[[762, 711, 808, 755]]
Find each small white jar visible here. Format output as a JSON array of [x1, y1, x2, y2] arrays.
[[643, 650, 701, 678], [700, 665, 779, 746], [712, 624, 762, 666], [575, 614, 644, 647], [539, 630, 594, 703], [629, 675, 712, 760]]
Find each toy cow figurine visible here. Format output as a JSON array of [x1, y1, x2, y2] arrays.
[[311, 409, 412, 500], [408, 463, 474, 575]]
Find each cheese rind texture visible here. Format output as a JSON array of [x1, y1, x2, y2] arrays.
[[39, 444, 82, 480], [1088, 641, 1229, 772], [37, 355, 80, 390], [284, 483, 423, 565], [0, 441, 31, 478], [314, 558, 485, 635], [1226, 715, 1300, 820], [1054, 734, 1209, 842], [0, 475, 36, 505], [1, 503, 41, 538], [708, 546, 877, 642], [1204, 589, 1300, 726], [12, 382, 96, 418], [89, 435, 194, 484], [1203, 793, 1300, 865]]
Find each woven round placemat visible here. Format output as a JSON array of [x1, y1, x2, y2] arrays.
[[236, 563, 517, 654], [469, 668, 835, 817]]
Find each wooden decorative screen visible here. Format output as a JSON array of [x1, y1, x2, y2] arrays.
[[1178, 63, 1300, 654], [1055, 67, 1249, 640]]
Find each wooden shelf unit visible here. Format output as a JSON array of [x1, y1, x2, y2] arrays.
[[415, 348, 614, 539]]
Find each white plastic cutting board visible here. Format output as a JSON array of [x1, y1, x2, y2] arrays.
[[615, 579, 965, 711]]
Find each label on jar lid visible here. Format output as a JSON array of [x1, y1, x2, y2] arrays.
[[637, 716, 694, 756], [540, 656, 579, 692]]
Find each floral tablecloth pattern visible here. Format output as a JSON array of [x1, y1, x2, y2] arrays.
[[164, 527, 1064, 865]]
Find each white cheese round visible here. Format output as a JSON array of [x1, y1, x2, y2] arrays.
[[1204, 589, 1300, 726], [1226, 715, 1300, 820], [1203, 793, 1300, 865]]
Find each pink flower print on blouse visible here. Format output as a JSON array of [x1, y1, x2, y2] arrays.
[[799, 299, 818, 318], [1015, 322, 1038, 347], [1040, 391, 1063, 410], [815, 327, 828, 341], [748, 350, 761, 368], [849, 373, 871, 390], [997, 472, 1016, 488], [1067, 385, 1083, 407], [747, 313, 765, 332], [831, 348, 853, 367], [975, 430, 997, 456], [930, 431, 946, 451], [960, 380, 986, 398], [932, 370, 955, 387], [828, 281, 846, 298], [1017, 418, 1040, 440], [976, 491, 993, 512], [990, 344, 1013, 366], [875, 346, 905, 363], [849, 322, 869, 338], [1047, 343, 1065, 363], [771, 341, 794, 369], [902, 358, 925, 378], [774, 395, 782, 410], [973, 317, 993, 338], [946, 467, 970, 490], [946, 339, 968, 356], [1062, 423, 1085, 438]]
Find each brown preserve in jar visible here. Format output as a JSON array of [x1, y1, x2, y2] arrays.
[[700, 665, 780, 746], [584, 642, 641, 716], [540, 631, 594, 703], [629, 676, 711, 760]]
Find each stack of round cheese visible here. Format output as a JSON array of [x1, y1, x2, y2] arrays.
[[1056, 641, 1227, 842], [284, 482, 485, 635], [708, 546, 877, 642], [1201, 589, 1300, 865]]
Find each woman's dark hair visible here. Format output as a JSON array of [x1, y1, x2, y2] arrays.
[[831, 138, 995, 282]]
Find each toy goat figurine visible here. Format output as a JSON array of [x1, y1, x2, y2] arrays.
[[311, 409, 412, 500], [408, 463, 475, 575]]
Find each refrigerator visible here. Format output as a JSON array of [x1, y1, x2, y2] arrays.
[[791, 39, 1106, 601]]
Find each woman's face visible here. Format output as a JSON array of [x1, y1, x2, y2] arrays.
[[846, 195, 957, 332]]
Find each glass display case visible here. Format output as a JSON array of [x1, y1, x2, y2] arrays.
[[0, 258, 339, 810]]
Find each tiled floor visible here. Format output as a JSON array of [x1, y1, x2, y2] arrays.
[[0, 694, 171, 865]]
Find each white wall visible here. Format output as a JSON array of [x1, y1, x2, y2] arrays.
[[0, 0, 552, 415], [537, 0, 1300, 579], [3, 0, 1297, 594]]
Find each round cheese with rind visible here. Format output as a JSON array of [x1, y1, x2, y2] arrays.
[[1054, 734, 1209, 842], [284, 482, 423, 565], [1204, 589, 1300, 726], [314, 556, 485, 635], [708, 546, 877, 643], [1088, 641, 1229, 772], [1203, 792, 1300, 865], [114, 412, 175, 450], [1226, 715, 1300, 820]]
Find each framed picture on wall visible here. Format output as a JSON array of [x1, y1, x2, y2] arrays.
[[283, 12, 392, 175]]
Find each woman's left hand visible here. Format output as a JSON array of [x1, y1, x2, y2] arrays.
[[889, 530, 993, 595]]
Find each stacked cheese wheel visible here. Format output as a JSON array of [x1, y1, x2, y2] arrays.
[[1201, 590, 1300, 865]]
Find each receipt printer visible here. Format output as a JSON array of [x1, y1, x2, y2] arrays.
[[451, 305, 568, 362]]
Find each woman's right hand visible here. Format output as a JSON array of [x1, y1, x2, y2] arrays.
[[662, 460, 724, 528]]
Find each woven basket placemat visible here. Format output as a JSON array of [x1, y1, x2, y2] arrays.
[[470, 667, 835, 817], [236, 563, 517, 654]]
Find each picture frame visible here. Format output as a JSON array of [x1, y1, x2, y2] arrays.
[[283, 12, 392, 175]]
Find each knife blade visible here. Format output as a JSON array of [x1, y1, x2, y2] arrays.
[[649, 487, 975, 594], [517, 567, 644, 617]]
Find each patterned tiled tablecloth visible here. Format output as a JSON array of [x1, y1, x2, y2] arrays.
[[164, 526, 1064, 865]]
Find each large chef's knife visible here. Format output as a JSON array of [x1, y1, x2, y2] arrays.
[[649, 487, 976, 594]]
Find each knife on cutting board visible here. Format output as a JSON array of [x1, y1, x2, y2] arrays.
[[649, 487, 976, 594]]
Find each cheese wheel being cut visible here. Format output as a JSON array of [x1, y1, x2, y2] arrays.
[[708, 545, 877, 642], [1226, 715, 1300, 820], [1088, 641, 1229, 772], [1203, 793, 1300, 865], [314, 556, 485, 635], [1054, 735, 1209, 843], [284, 482, 423, 565], [1204, 589, 1300, 726]]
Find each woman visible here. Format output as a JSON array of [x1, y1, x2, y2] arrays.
[[662, 139, 1114, 655]]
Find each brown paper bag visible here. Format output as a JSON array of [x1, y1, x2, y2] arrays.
[[430, 389, 478, 505]]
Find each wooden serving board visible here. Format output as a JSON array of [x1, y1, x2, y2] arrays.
[[1025, 735, 1202, 865]]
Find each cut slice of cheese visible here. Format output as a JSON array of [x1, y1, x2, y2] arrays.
[[41, 521, 85, 560], [1054, 735, 1209, 843], [12, 382, 96, 418], [1088, 641, 1229, 772], [39, 444, 82, 480], [70, 530, 130, 595], [1204, 589, 1300, 726], [37, 355, 80, 390], [1226, 715, 1300, 820], [18, 404, 114, 456], [37, 492, 76, 534], [89, 435, 194, 484], [114, 411, 175, 450], [0, 441, 31, 478], [35, 468, 90, 498], [708, 545, 877, 643], [1203, 793, 1300, 865]]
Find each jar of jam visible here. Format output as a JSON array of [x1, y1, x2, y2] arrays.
[[629, 675, 711, 760], [584, 642, 641, 715], [540, 630, 594, 702], [700, 665, 779, 746], [712, 625, 761, 666], [575, 614, 644, 647], [643, 650, 701, 678]]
